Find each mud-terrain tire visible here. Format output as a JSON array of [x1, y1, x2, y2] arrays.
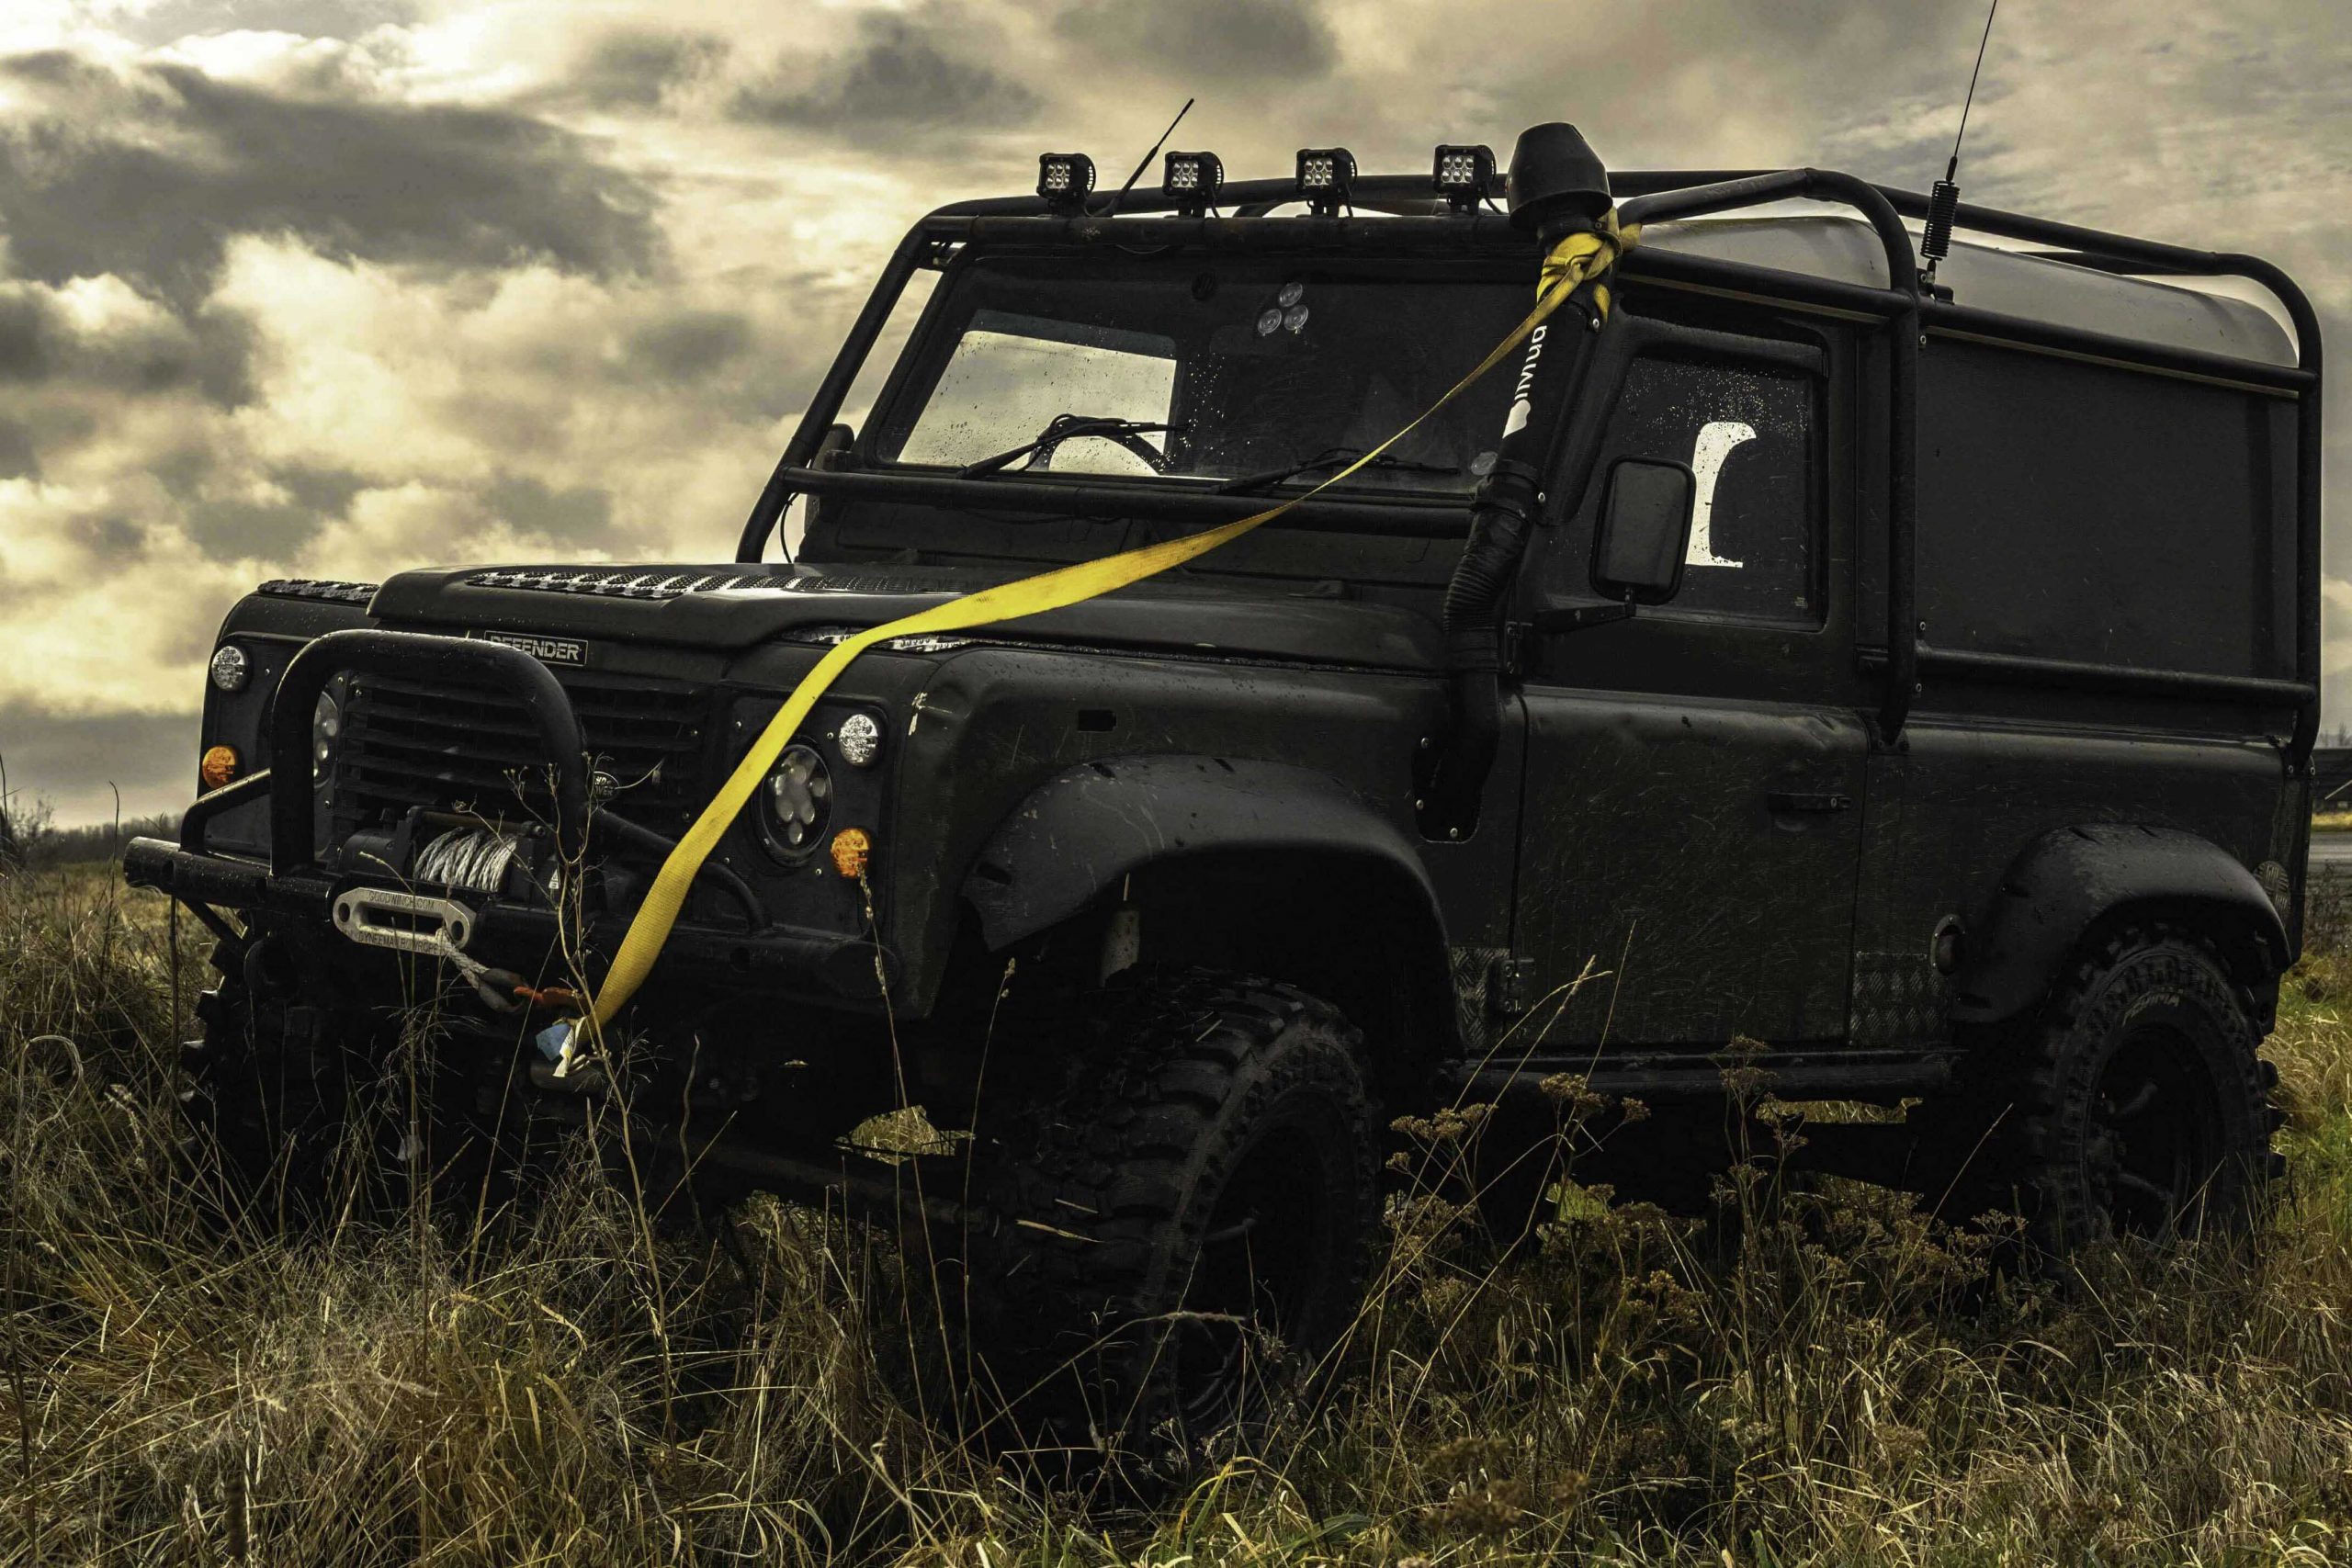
[[1923, 925, 2279, 1255], [178, 948, 356, 1219], [180, 940, 514, 1225], [967, 971, 1382, 1475]]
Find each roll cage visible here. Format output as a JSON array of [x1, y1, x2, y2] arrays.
[[734, 165, 2322, 759]]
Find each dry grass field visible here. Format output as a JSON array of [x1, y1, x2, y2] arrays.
[[5, 864, 2352, 1565]]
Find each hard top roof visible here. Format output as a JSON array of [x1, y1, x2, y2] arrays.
[[1643, 214, 2296, 367]]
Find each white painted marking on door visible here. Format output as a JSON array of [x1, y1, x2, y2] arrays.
[[1688, 420, 1757, 568]]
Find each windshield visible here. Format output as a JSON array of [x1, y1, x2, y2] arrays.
[[873, 254, 1529, 494]]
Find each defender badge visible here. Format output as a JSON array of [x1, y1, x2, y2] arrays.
[[469, 630, 587, 666]]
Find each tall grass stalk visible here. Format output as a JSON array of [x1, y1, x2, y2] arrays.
[[5, 865, 2350, 1563]]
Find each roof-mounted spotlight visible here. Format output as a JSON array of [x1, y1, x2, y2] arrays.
[[1161, 150, 1224, 218], [1036, 152, 1095, 213], [1433, 143, 1496, 213], [1295, 147, 1355, 217]]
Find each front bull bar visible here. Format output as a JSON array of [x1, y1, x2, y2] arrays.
[[265, 627, 591, 874]]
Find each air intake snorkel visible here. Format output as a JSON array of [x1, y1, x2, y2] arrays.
[[1420, 123, 1616, 838]]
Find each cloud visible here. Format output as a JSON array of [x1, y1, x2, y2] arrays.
[[0, 420, 38, 480], [0, 276, 259, 405], [623, 306, 752, 385], [0, 51, 662, 304], [1054, 0, 1336, 84], [0, 702, 201, 829], [570, 26, 727, 111], [729, 9, 1037, 134], [0, 0, 2348, 821], [120, 0, 420, 49]]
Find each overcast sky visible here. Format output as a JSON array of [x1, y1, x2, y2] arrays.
[[0, 0, 2345, 824]]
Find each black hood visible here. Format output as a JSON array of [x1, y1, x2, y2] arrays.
[[365, 560, 1443, 671]]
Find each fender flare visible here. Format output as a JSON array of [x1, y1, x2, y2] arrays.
[[1951, 823, 2290, 1025], [962, 753, 1444, 952]]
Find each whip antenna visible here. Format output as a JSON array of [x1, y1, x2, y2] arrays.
[[1102, 96, 1195, 213], [1922, 0, 2001, 286]]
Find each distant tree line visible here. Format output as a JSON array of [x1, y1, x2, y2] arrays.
[[0, 758, 178, 873]]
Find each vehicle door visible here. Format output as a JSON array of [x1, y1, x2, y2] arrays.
[[1507, 296, 1872, 1050]]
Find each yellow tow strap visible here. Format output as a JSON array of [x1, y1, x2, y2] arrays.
[[560, 216, 1635, 1042]]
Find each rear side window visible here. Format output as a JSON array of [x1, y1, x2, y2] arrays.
[[1917, 343, 2297, 678], [1575, 354, 1821, 624]]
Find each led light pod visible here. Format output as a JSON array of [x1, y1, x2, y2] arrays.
[[1433, 143, 1496, 211], [1161, 150, 1223, 217], [1295, 147, 1355, 217], [1036, 152, 1095, 213]]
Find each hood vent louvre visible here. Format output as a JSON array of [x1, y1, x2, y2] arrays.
[[259, 578, 378, 605], [467, 569, 786, 602]]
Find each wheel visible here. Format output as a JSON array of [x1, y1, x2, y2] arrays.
[[179, 931, 524, 1226], [1923, 925, 2279, 1254], [178, 939, 353, 1218], [966, 971, 1382, 1473]]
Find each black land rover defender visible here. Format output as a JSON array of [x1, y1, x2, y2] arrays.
[[128, 125, 2323, 1456]]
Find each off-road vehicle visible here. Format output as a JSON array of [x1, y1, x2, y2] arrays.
[[128, 124, 2323, 1458]]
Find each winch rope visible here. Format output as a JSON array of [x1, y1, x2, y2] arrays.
[[555, 216, 1636, 1046]]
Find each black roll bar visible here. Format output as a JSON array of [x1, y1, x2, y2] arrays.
[[1866, 185, 2324, 763], [267, 629, 590, 874]]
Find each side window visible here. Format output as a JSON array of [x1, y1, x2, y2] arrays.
[[1916, 341, 2294, 679], [1585, 354, 1820, 624]]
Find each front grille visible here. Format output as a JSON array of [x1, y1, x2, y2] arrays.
[[332, 670, 718, 839]]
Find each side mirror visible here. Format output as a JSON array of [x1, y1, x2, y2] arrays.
[[811, 423, 855, 470], [1589, 457, 1695, 604]]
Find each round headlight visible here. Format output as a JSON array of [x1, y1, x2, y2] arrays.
[[762, 743, 832, 858], [836, 711, 882, 769], [312, 689, 342, 778], [209, 644, 249, 693]]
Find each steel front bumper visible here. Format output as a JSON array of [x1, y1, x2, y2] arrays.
[[125, 627, 895, 1003]]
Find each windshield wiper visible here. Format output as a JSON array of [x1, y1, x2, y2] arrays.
[[1212, 446, 1463, 495], [953, 413, 1185, 479]]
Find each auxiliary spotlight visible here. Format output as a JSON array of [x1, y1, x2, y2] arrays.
[[1295, 147, 1355, 217], [1433, 143, 1497, 212], [1162, 150, 1224, 217], [1036, 152, 1095, 213]]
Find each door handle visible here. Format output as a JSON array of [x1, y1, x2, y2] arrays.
[[1766, 790, 1853, 814]]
